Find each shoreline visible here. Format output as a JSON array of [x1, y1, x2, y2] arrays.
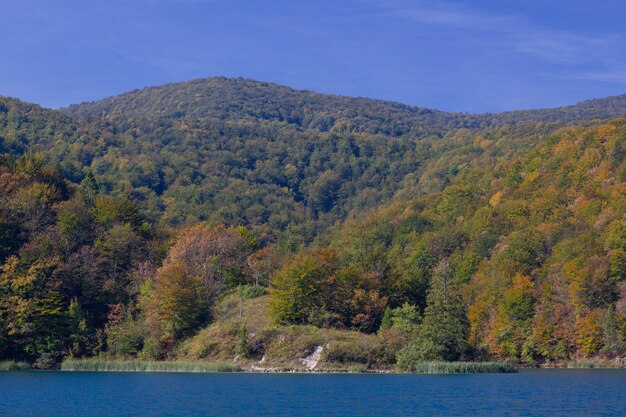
[[58, 359, 516, 374], [5, 358, 626, 374]]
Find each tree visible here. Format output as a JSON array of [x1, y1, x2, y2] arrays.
[[396, 339, 445, 371], [150, 224, 253, 342], [0, 256, 68, 366], [379, 307, 392, 331], [390, 303, 421, 341], [92, 195, 143, 230], [416, 260, 469, 361], [350, 288, 388, 333], [95, 223, 145, 304], [575, 309, 604, 356], [67, 298, 89, 357], [609, 249, 626, 282], [154, 262, 206, 340], [269, 248, 338, 325], [79, 171, 100, 206], [0, 221, 19, 263], [161, 224, 252, 295], [603, 304, 623, 354], [245, 246, 281, 287], [235, 324, 251, 358]]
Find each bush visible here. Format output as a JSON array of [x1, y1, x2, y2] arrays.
[[326, 341, 367, 363], [396, 338, 445, 371], [239, 285, 268, 299], [235, 325, 251, 358]]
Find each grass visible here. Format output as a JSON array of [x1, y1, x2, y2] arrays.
[[346, 364, 368, 373], [61, 359, 240, 373], [181, 294, 392, 370], [399, 361, 517, 374], [567, 358, 626, 369], [0, 361, 31, 371]]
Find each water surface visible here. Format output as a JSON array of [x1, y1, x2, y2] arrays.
[[1, 369, 624, 416]]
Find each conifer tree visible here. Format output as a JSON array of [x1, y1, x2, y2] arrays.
[[418, 259, 469, 361]]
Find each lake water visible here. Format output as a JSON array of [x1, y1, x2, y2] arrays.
[[0, 369, 625, 416]]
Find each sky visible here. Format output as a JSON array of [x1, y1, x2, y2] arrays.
[[1, 0, 626, 113]]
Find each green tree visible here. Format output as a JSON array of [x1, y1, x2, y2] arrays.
[[67, 298, 90, 357], [379, 307, 392, 331], [269, 248, 338, 324], [0, 256, 68, 366], [603, 304, 623, 354], [235, 324, 251, 358], [417, 260, 469, 361], [79, 171, 100, 206]]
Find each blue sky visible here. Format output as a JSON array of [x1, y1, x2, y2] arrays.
[[1, 0, 625, 112]]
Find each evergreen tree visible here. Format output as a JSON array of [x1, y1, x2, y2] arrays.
[[603, 304, 622, 354], [418, 259, 469, 361], [79, 171, 99, 206], [379, 307, 392, 331]]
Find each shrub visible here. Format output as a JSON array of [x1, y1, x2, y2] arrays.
[[239, 285, 268, 299], [396, 339, 445, 371]]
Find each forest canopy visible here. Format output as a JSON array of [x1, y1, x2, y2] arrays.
[[0, 78, 625, 369]]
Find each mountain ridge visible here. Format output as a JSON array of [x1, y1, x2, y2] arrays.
[[62, 76, 626, 131], [62, 76, 626, 118], [4, 76, 626, 139]]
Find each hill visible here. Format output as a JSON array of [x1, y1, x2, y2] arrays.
[[7, 78, 626, 246], [65, 77, 626, 131], [0, 78, 625, 369]]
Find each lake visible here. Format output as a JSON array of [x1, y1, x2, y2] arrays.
[[0, 369, 625, 416]]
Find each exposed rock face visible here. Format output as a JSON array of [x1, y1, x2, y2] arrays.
[[301, 346, 324, 370]]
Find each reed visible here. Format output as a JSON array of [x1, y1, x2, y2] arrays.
[[567, 358, 626, 369], [346, 364, 368, 373], [0, 361, 31, 371], [61, 359, 240, 373], [399, 361, 517, 374]]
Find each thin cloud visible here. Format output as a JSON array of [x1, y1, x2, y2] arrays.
[[565, 69, 626, 84], [380, 2, 516, 31], [368, 0, 623, 66], [513, 32, 621, 65]]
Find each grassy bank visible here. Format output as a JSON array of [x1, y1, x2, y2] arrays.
[[61, 359, 240, 373], [0, 361, 31, 371], [180, 295, 392, 370], [399, 361, 517, 374]]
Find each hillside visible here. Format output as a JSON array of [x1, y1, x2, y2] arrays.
[[315, 121, 626, 364], [0, 79, 625, 370], [6, 78, 626, 246]]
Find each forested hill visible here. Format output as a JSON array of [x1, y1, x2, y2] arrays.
[[1, 79, 625, 370], [3, 78, 626, 246], [64, 77, 626, 131], [64, 77, 471, 136], [493, 94, 626, 125]]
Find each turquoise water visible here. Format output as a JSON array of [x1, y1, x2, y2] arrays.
[[0, 369, 625, 416]]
